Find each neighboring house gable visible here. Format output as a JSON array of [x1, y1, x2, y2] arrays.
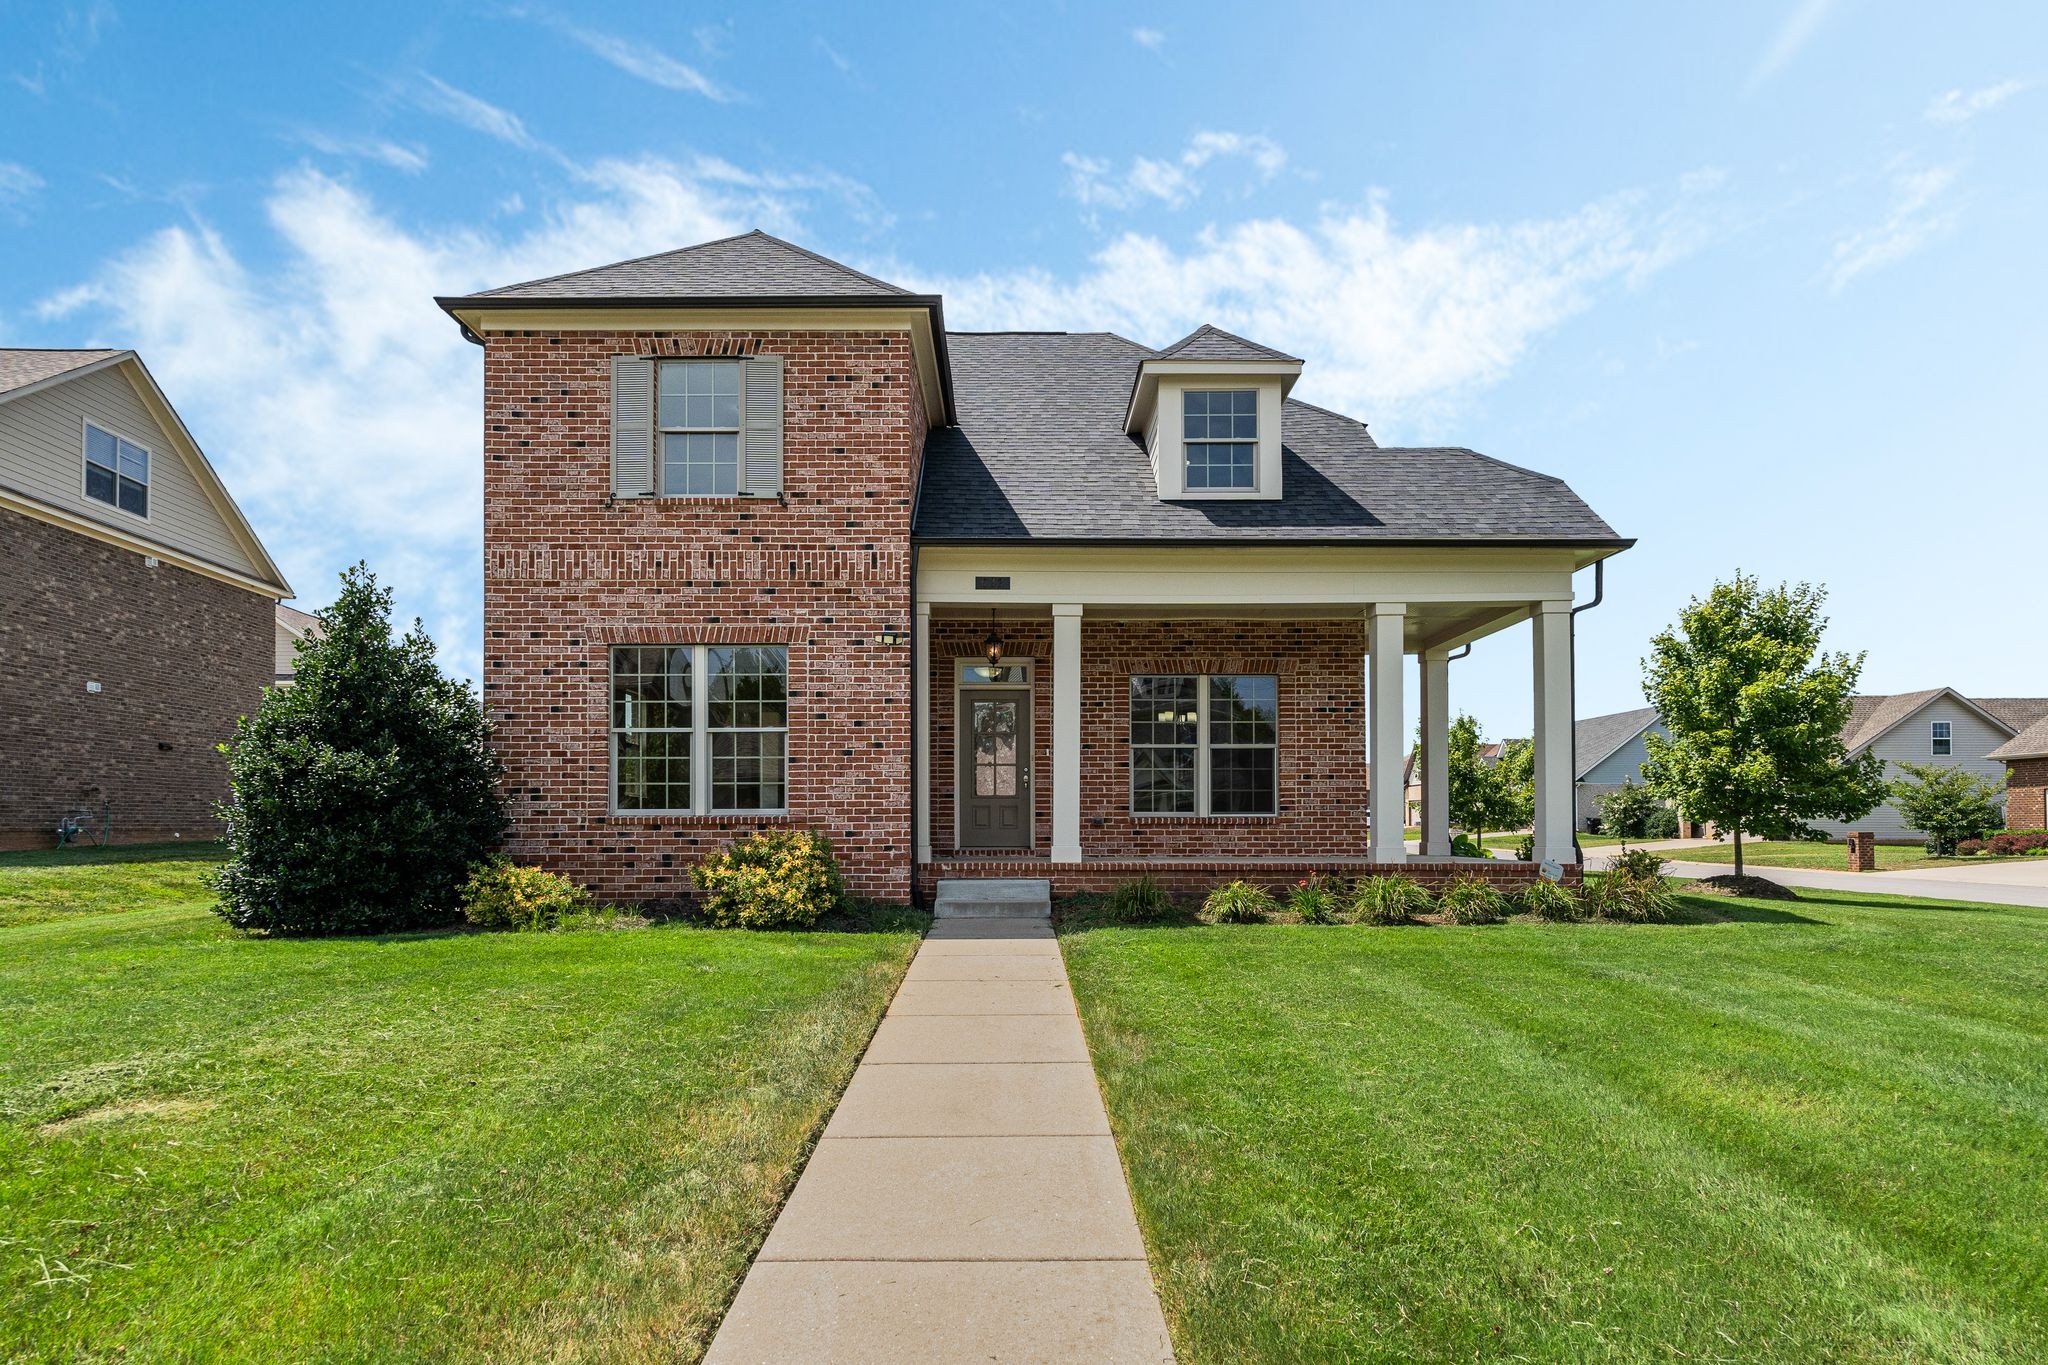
[[275, 603, 323, 684], [1571, 705, 1662, 828], [1811, 688, 2023, 840]]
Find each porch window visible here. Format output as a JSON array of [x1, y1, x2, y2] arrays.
[[611, 644, 787, 814], [1183, 389, 1257, 490], [1130, 674, 1278, 815]]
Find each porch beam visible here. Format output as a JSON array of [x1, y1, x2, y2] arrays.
[[1368, 603, 1408, 864], [1051, 604, 1084, 863], [1419, 647, 1452, 857], [913, 601, 932, 866], [1532, 600, 1576, 866]]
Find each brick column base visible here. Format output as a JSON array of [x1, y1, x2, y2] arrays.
[[1845, 831, 1876, 872]]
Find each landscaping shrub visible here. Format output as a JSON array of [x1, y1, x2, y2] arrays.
[[460, 859, 597, 930], [1103, 874, 1176, 924], [1956, 839, 1987, 856], [1350, 874, 1431, 925], [1986, 831, 2048, 857], [1591, 851, 1678, 922], [1643, 805, 1682, 840], [1888, 761, 2006, 856], [213, 565, 508, 936], [1288, 874, 1343, 924], [1437, 873, 1509, 925], [1449, 833, 1486, 858], [1203, 880, 1277, 924], [690, 830, 845, 929], [1514, 833, 1535, 861], [1519, 877, 1584, 922], [1599, 780, 1657, 839]]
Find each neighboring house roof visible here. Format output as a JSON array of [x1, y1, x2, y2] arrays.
[[1841, 687, 2024, 754], [915, 331, 1623, 546], [456, 229, 912, 302], [0, 348, 126, 399], [0, 348, 292, 598], [1975, 697, 2048, 735], [276, 603, 321, 636], [275, 603, 323, 681], [1152, 324, 1302, 364], [1575, 705, 1660, 780], [1988, 713, 2048, 763]]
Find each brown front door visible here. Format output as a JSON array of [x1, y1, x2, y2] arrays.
[[958, 688, 1032, 850]]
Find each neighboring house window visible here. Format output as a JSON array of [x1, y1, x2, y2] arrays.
[[611, 644, 789, 814], [658, 360, 741, 495], [1129, 674, 1278, 815], [1183, 390, 1257, 490], [1931, 720, 1952, 756], [84, 422, 148, 517]]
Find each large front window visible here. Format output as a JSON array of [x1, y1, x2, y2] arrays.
[[658, 360, 741, 495], [1130, 674, 1278, 815], [612, 644, 786, 813], [1183, 389, 1256, 490]]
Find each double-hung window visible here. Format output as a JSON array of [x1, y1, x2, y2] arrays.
[[1130, 674, 1278, 815], [657, 360, 741, 495], [1930, 720, 1952, 756], [612, 645, 787, 813], [1183, 389, 1257, 490], [84, 422, 149, 518]]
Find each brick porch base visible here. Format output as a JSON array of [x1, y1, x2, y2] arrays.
[[917, 856, 1580, 901]]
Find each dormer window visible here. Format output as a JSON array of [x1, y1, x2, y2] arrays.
[[1183, 390, 1258, 490]]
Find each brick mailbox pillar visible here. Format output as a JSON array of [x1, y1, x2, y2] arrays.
[[1845, 831, 1877, 872]]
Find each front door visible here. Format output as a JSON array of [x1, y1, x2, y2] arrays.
[[958, 687, 1032, 850]]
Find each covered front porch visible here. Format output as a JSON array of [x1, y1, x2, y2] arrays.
[[911, 544, 1590, 898]]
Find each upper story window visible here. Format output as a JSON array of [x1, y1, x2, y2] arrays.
[[1182, 390, 1257, 490], [658, 360, 742, 496], [1930, 720, 1952, 756], [84, 422, 149, 518]]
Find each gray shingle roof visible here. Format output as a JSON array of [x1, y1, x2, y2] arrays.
[[464, 229, 912, 302], [1575, 706, 1660, 779], [0, 348, 125, 398], [1974, 697, 2048, 734], [914, 331, 1623, 544], [1988, 713, 2048, 763], [1153, 323, 1301, 364]]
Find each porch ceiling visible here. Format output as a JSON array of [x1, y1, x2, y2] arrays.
[[925, 600, 1531, 652]]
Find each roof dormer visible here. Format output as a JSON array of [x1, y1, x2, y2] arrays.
[[1125, 325, 1303, 502]]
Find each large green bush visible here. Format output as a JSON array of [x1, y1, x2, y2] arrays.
[[461, 860, 595, 930], [689, 830, 845, 929], [212, 566, 507, 935]]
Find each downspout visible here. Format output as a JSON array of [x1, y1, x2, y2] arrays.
[[908, 540, 923, 910], [1568, 559, 1607, 864]]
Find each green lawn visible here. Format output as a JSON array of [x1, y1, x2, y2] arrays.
[[1672, 839, 1955, 871], [1061, 885, 2048, 1362], [1481, 832, 1629, 851], [1, 844, 921, 1360]]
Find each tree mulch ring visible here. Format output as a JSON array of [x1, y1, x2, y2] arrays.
[[1690, 874, 1800, 901]]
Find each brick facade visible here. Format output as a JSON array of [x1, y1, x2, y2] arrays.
[[927, 616, 1372, 861], [481, 328, 923, 901], [0, 506, 272, 848], [2007, 758, 2048, 831]]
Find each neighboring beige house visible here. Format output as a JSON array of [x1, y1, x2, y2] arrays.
[[274, 603, 323, 685]]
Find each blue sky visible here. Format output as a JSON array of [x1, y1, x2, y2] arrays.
[[3, 1, 2043, 741]]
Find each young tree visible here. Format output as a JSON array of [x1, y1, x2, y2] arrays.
[[1887, 761, 2005, 855], [1446, 714, 1534, 840], [1640, 574, 1887, 877], [213, 564, 507, 935]]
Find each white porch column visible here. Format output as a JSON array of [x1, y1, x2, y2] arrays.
[[1419, 647, 1452, 857], [913, 600, 932, 867], [1368, 603, 1408, 864], [1051, 603, 1084, 863], [1532, 600, 1575, 865]]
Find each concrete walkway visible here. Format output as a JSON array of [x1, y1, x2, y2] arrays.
[[705, 916, 1176, 1363]]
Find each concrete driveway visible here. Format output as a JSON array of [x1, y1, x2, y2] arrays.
[[1582, 845, 2048, 910]]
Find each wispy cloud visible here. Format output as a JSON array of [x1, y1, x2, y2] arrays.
[[293, 130, 430, 174], [412, 74, 545, 152], [0, 162, 46, 220], [1747, 0, 1840, 94], [1925, 79, 2027, 125], [535, 13, 735, 101], [1132, 27, 1166, 53], [1064, 131, 1286, 214], [815, 37, 855, 78], [1826, 160, 1958, 290]]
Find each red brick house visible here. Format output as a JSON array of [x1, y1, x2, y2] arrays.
[[1989, 716, 2048, 831], [0, 349, 292, 848], [438, 231, 1629, 903]]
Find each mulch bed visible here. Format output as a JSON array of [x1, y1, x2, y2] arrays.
[[1690, 873, 1800, 901]]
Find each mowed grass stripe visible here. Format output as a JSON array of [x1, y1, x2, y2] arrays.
[[1062, 891, 2048, 1362]]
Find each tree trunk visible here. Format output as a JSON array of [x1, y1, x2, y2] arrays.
[[1733, 825, 1744, 878]]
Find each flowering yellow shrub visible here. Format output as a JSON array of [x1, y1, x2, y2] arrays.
[[460, 859, 595, 930], [689, 830, 846, 929]]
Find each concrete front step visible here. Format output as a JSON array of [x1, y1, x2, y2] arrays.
[[932, 877, 1051, 919]]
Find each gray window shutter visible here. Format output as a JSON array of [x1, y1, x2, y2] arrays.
[[610, 356, 655, 497], [742, 354, 784, 496]]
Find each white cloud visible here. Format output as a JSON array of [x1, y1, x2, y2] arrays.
[[917, 181, 1710, 425], [1826, 161, 1958, 290], [554, 21, 734, 101], [0, 161, 45, 216], [1132, 27, 1166, 53], [1747, 0, 1840, 93], [1064, 131, 1286, 213], [294, 130, 430, 174], [413, 74, 545, 152], [815, 37, 854, 76], [1924, 79, 2027, 125]]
